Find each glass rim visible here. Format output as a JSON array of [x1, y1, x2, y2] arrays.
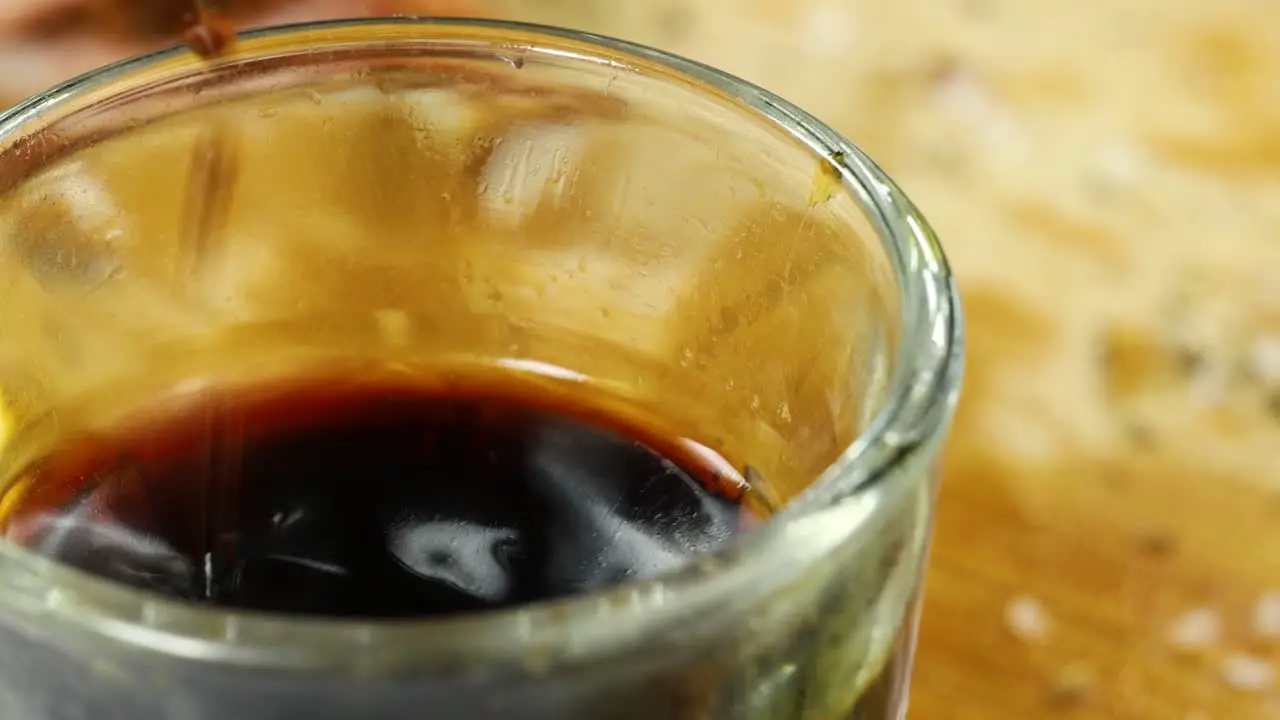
[[0, 17, 963, 669]]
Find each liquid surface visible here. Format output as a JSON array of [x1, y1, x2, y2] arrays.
[[0, 379, 759, 618]]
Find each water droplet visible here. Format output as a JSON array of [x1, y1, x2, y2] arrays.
[[43, 587, 68, 609]]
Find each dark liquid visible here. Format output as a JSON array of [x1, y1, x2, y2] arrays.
[[183, 4, 236, 58], [183, 6, 235, 58], [0, 379, 759, 618]]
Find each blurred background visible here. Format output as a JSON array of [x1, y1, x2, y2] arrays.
[[3, 1, 1280, 717]]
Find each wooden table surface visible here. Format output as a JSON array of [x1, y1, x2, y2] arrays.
[[496, 0, 1280, 716], [4, 1, 1280, 716]]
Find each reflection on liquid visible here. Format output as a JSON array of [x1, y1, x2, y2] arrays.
[[26, 498, 196, 598], [528, 418, 738, 594], [5, 381, 757, 618], [387, 520, 521, 603]]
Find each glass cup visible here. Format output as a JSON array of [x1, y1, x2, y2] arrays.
[[0, 18, 962, 720]]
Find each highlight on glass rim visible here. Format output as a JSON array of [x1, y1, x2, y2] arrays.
[[0, 2, 962, 719]]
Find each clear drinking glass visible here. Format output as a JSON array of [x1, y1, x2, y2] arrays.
[[0, 18, 961, 720]]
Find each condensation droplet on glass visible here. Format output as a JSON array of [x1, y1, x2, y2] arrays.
[[750, 395, 761, 410], [680, 347, 694, 367], [13, 233, 123, 292], [777, 404, 792, 423], [550, 147, 565, 180], [305, 89, 324, 105], [552, 172, 570, 202], [7, 166, 128, 292], [43, 587, 68, 610]]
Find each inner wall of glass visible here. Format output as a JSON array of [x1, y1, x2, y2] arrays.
[[0, 40, 900, 506], [0, 32, 933, 720]]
